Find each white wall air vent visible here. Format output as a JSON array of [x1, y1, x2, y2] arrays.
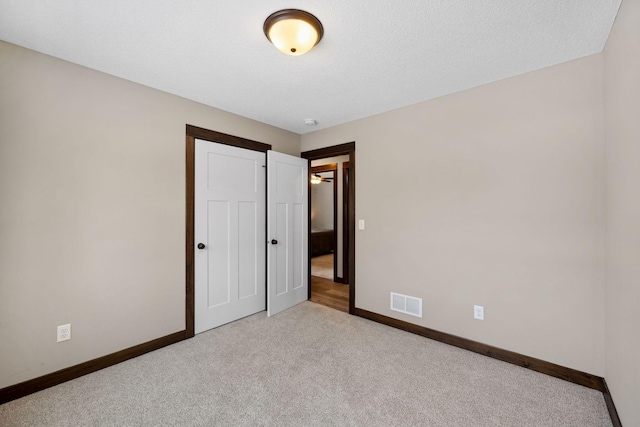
[[390, 292, 422, 318]]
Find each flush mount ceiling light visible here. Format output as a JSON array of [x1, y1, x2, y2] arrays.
[[263, 9, 324, 56]]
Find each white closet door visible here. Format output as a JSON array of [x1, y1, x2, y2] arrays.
[[195, 139, 266, 333], [267, 150, 309, 317]]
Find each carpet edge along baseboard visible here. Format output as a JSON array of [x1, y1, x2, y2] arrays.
[[0, 330, 186, 405], [0, 310, 623, 427], [352, 308, 622, 427]]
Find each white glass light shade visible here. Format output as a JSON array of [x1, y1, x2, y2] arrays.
[[268, 19, 318, 56], [310, 174, 322, 185], [264, 10, 323, 56]]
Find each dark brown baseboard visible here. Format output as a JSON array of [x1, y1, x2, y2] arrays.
[[1, 312, 625, 426], [0, 330, 187, 405], [353, 308, 604, 390], [354, 308, 626, 425], [602, 378, 623, 427]]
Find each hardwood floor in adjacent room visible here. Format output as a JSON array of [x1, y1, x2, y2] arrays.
[[310, 275, 349, 313]]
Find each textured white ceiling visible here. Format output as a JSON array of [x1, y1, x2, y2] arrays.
[[0, 1, 621, 134]]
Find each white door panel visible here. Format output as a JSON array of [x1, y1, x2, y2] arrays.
[[267, 151, 308, 317], [195, 140, 266, 333]]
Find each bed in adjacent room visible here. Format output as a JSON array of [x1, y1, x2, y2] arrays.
[[310, 228, 334, 257]]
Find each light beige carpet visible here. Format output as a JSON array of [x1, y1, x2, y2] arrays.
[[311, 253, 334, 280], [0, 302, 612, 426]]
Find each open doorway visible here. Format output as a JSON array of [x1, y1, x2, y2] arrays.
[[310, 164, 337, 282], [302, 142, 355, 314], [309, 161, 346, 311]]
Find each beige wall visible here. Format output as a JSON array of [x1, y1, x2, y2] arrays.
[[310, 172, 334, 230], [604, 0, 640, 425], [0, 41, 300, 389], [303, 54, 606, 376]]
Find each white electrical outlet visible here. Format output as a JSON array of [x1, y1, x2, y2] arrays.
[[359, 219, 365, 230], [474, 305, 484, 320], [57, 324, 71, 342]]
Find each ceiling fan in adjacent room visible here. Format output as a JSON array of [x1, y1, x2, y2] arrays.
[[310, 174, 333, 184]]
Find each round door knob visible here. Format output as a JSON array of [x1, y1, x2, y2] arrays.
[[197, 243, 206, 250], [271, 239, 278, 245]]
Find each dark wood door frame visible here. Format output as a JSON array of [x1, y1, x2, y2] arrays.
[[342, 161, 350, 285], [310, 164, 339, 282], [185, 124, 271, 338], [302, 142, 356, 314]]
